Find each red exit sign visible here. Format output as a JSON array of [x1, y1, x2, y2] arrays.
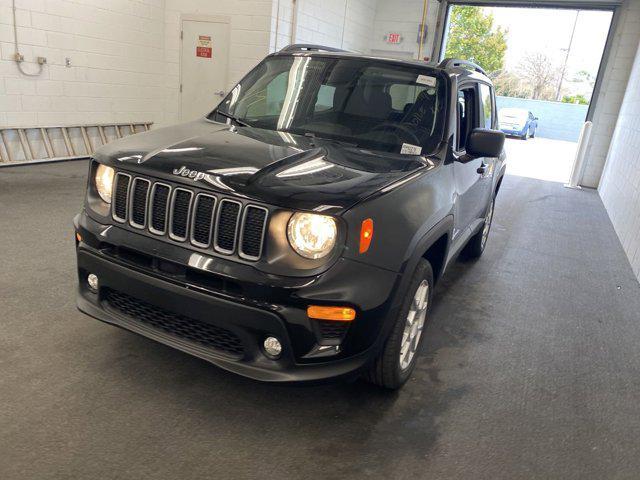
[[386, 33, 403, 44]]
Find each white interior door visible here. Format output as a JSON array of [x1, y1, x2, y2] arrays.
[[180, 19, 230, 121]]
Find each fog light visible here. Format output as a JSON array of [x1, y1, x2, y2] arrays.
[[263, 336, 282, 359], [87, 273, 99, 292]]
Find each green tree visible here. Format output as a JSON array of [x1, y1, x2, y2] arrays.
[[562, 94, 589, 105], [444, 6, 507, 74]]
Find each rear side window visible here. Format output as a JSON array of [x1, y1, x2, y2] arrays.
[[479, 83, 493, 129]]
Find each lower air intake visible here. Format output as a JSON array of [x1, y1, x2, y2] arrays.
[[104, 289, 244, 358]]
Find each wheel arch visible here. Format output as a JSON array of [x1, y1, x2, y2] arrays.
[[402, 215, 454, 287]]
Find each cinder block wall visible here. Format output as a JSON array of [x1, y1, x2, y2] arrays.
[[0, 0, 167, 127], [599, 39, 640, 281], [270, 0, 378, 53], [0, 0, 273, 130], [580, 0, 640, 188]]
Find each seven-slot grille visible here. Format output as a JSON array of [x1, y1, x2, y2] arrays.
[[111, 172, 268, 260]]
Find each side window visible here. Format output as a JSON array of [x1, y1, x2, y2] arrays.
[[457, 86, 479, 151], [315, 85, 336, 112], [479, 83, 493, 129]]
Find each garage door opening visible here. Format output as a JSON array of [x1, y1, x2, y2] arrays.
[[440, 4, 613, 184]]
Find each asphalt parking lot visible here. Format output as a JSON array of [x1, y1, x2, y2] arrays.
[[2, 161, 640, 479]]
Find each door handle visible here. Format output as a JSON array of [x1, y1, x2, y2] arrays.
[[214, 90, 226, 97], [477, 162, 488, 175]]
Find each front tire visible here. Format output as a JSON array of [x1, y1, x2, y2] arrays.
[[365, 259, 434, 389], [464, 196, 495, 259]]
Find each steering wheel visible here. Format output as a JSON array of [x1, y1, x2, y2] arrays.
[[370, 122, 422, 146]]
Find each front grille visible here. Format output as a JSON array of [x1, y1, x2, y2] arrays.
[[104, 289, 244, 358], [113, 173, 131, 221], [318, 321, 350, 340], [170, 189, 192, 241], [111, 171, 268, 260], [130, 178, 150, 228], [215, 200, 241, 253], [191, 194, 216, 247], [240, 206, 268, 259], [149, 184, 170, 234]]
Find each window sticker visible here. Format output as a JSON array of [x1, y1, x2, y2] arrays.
[[401, 143, 422, 155], [416, 75, 437, 87]]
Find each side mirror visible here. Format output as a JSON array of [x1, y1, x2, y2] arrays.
[[466, 128, 505, 158]]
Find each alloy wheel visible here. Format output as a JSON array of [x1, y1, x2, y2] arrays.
[[481, 200, 495, 249], [399, 280, 429, 370]]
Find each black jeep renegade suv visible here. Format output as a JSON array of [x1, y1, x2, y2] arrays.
[[74, 45, 506, 389]]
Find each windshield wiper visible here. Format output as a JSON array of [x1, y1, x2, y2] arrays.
[[301, 132, 360, 148], [216, 111, 251, 127]]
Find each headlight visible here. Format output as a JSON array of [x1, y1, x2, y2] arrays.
[[95, 164, 115, 203], [287, 212, 337, 259]]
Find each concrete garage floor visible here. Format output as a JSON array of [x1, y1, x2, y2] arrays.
[[503, 136, 578, 184], [2, 161, 640, 480]]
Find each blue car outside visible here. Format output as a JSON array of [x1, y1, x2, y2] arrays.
[[498, 108, 538, 140]]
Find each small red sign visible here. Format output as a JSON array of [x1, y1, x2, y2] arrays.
[[196, 46, 212, 58], [196, 35, 212, 58], [386, 33, 402, 44]]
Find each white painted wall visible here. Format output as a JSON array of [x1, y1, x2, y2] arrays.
[[0, 0, 166, 128], [369, 0, 438, 61], [163, 0, 273, 126], [0, 0, 273, 132], [598, 38, 640, 281], [270, 0, 378, 53], [578, 0, 640, 188]]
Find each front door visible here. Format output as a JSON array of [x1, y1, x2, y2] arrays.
[[180, 18, 230, 121], [453, 84, 489, 238]]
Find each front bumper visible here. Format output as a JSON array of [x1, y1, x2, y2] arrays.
[[74, 212, 401, 382], [500, 127, 526, 137]]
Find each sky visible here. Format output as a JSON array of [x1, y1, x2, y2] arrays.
[[484, 7, 613, 80]]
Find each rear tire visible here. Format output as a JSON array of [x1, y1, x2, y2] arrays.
[[463, 196, 495, 259], [365, 259, 434, 390]]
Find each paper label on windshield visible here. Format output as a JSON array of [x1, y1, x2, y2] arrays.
[[416, 75, 437, 87], [401, 143, 422, 155]]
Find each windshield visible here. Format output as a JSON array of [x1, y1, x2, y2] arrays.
[[210, 55, 447, 154]]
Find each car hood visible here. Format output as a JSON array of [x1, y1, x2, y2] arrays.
[[93, 119, 432, 212]]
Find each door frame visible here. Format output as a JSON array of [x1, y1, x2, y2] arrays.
[[430, 0, 619, 123], [179, 14, 231, 120]]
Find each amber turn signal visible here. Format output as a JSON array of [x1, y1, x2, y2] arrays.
[[359, 218, 374, 254], [75, 232, 82, 242], [307, 305, 356, 322]]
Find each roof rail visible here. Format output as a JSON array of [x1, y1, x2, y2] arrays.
[[279, 44, 347, 53], [438, 58, 487, 76]]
